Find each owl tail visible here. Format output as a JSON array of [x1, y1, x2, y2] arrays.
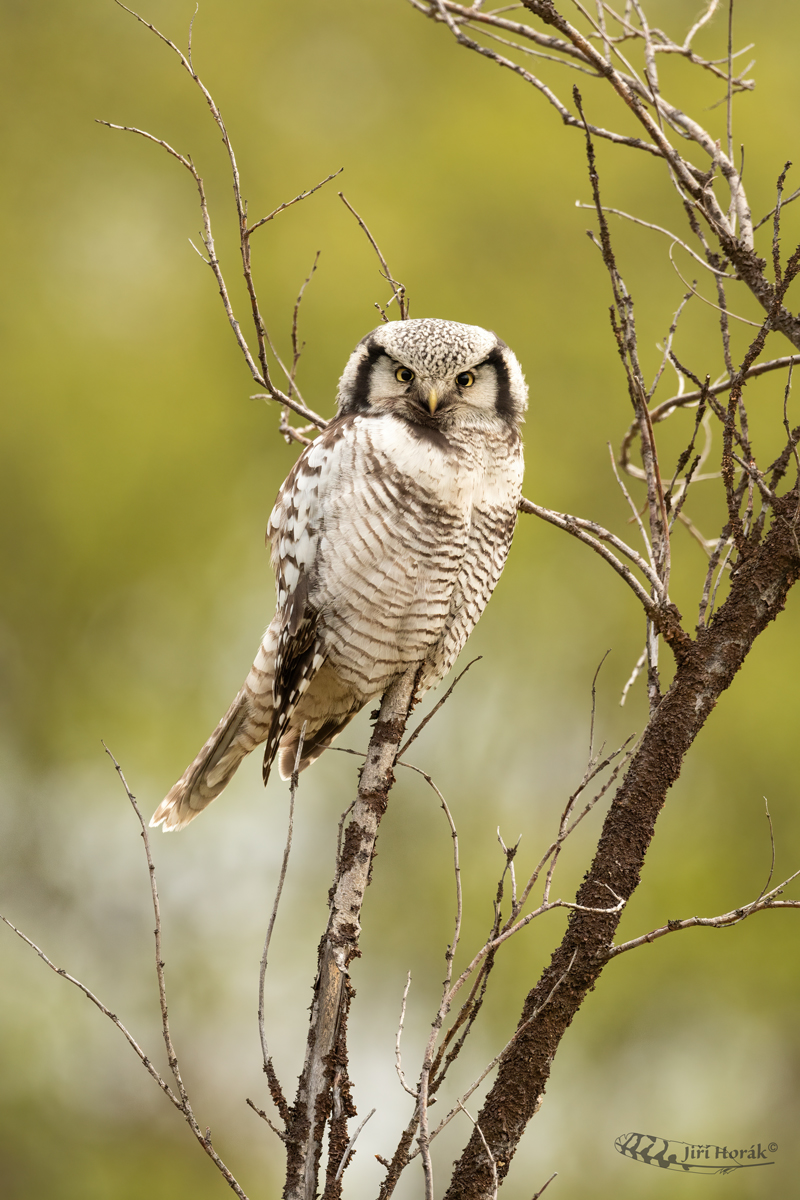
[[149, 690, 258, 831], [150, 630, 279, 831], [273, 711, 360, 782]]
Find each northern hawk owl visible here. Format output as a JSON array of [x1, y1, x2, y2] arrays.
[[151, 318, 527, 830]]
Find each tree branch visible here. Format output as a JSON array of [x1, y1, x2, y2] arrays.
[[444, 480, 800, 1199], [283, 667, 420, 1200]]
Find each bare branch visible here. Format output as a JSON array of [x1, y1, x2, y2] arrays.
[[399, 657, 482, 758], [107, 3, 349, 413], [531, 1172, 559, 1200], [409, 950, 579, 1159], [456, 1104, 498, 1200], [258, 726, 304, 1099], [463, 20, 601, 74], [247, 169, 343, 236], [758, 797, 777, 906], [338, 192, 409, 318], [608, 442, 653, 564], [782, 361, 800, 483], [251, 391, 328, 431], [683, 0, 720, 51], [700, 534, 735, 627], [667, 245, 761, 327], [246, 1097, 287, 1142], [334, 1108, 376, 1183], [619, 645, 646, 707], [518, 497, 662, 615], [576, 202, 735, 278], [725, 1, 735, 203], [0, 913, 184, 1112], [395, 974, 418, 1097], [400, 762, 463, 1199], [284, 667, 420, 1199], [588, 649, 611, 760], [607, 871, 800, 959], [103, 745, 190, 1110], [419, 0, 666, 157], [97, 118, 268, 388], [753, 186, 800, 233], [2, 748, 251, 1200], [628, 356, 800, 430]]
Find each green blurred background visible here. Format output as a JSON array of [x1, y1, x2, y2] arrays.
[[2, 1, 800, 1197]]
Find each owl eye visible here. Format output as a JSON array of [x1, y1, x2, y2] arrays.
[[395, 366, 415, 384], [456, 371, 475, 388]]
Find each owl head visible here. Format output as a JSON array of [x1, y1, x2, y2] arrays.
[[335, 318, 527, 430]]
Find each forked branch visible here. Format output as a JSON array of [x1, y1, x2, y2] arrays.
[[2, 747, 250, 1200], [102, 2, 334, 438]]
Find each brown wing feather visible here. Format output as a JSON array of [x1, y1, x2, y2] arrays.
[[263, 582, 322, 783]]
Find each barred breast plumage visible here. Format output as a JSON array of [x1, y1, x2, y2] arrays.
[[151, 318, 526, 830]]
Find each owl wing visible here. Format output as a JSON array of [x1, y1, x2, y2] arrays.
[[261, 417, 358, 778]]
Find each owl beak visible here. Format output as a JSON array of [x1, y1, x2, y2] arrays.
[[427, 388, 439, 416]]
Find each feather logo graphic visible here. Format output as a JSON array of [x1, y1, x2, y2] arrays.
[[615, 1132, 777, 1174]]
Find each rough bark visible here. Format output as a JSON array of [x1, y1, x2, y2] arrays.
[[445, 487, 800, 1199], [283, 666, 420, 1200], [716, 237, 800, 353]]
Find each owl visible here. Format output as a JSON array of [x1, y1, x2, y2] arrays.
[[150, 318, 527, 830]]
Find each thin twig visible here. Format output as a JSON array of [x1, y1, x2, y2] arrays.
[[782, 362, 800, 481], [103, 745, 190, 1107], [338, 192, 409, 318], [251, 391, 328, 430], [704, 537, 735, 624], [619, 645, 646, 706], [607, 868, 800, 958], [575, 202, 734, 278], [3, 747, 250, 1200], [108, 3, 342, 415], [334, 1108, 376, 1183], [290, 254, 320, 393], [408, 951, 579, 1158], [531, 1172, 559, 1200], [517, 497, 662, 615], [247, 169, 343, 236], [725, 0, 735, 215], [97, 116, 268, 388], [0, 913, 184, 1111], [410, 0, 667, 159], [588, 649, 611, 760], [398, 760, 463, 1197], [245, 1097, 287, 1142], [395, 974, 417, 1097], [608, 442, 653, 564], [648, 291, 694, 401], [456, 1104, 499, 1200], [753, 797, 777, 910], [683, 0, 720, 51], [398, 657, 482, 758], [753, 186, 800, 233], [258, 725, 305, 1077], [636, 357, 800, 428], [667, 246, 761, 327]]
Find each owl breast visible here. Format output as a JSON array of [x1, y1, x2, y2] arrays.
[[272, 410, 522, 702]]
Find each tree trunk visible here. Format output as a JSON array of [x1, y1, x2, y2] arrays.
[[445, 488, 800, 1199]]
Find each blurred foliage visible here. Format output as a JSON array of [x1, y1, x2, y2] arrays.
[[1, 1, 800, 1197]]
